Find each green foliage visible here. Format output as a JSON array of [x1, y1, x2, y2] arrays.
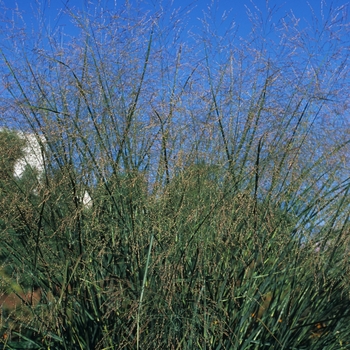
[[0, 129, 26, 180]]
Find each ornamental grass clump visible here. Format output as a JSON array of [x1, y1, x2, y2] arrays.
[[0, 1, 350, 349]]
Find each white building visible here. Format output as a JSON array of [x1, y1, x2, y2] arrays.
[[13, 132, 45, 178], [7, 129, 92, 209]]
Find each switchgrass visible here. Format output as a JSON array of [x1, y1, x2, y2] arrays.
[[0, 1, 350, 349]]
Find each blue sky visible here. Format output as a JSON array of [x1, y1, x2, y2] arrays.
[[1, 0, 348, 42], [0, 0, 349, 205]]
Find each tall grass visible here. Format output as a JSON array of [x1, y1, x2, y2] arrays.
[[0, 1, 350, 349]]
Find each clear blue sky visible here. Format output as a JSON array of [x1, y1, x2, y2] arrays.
[[0, 0, 348, 42]]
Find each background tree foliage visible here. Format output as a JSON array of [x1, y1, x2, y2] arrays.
[[0, 1, 350, 349]]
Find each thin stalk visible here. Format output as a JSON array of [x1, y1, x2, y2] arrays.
[[137, 233, 154, 350]]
